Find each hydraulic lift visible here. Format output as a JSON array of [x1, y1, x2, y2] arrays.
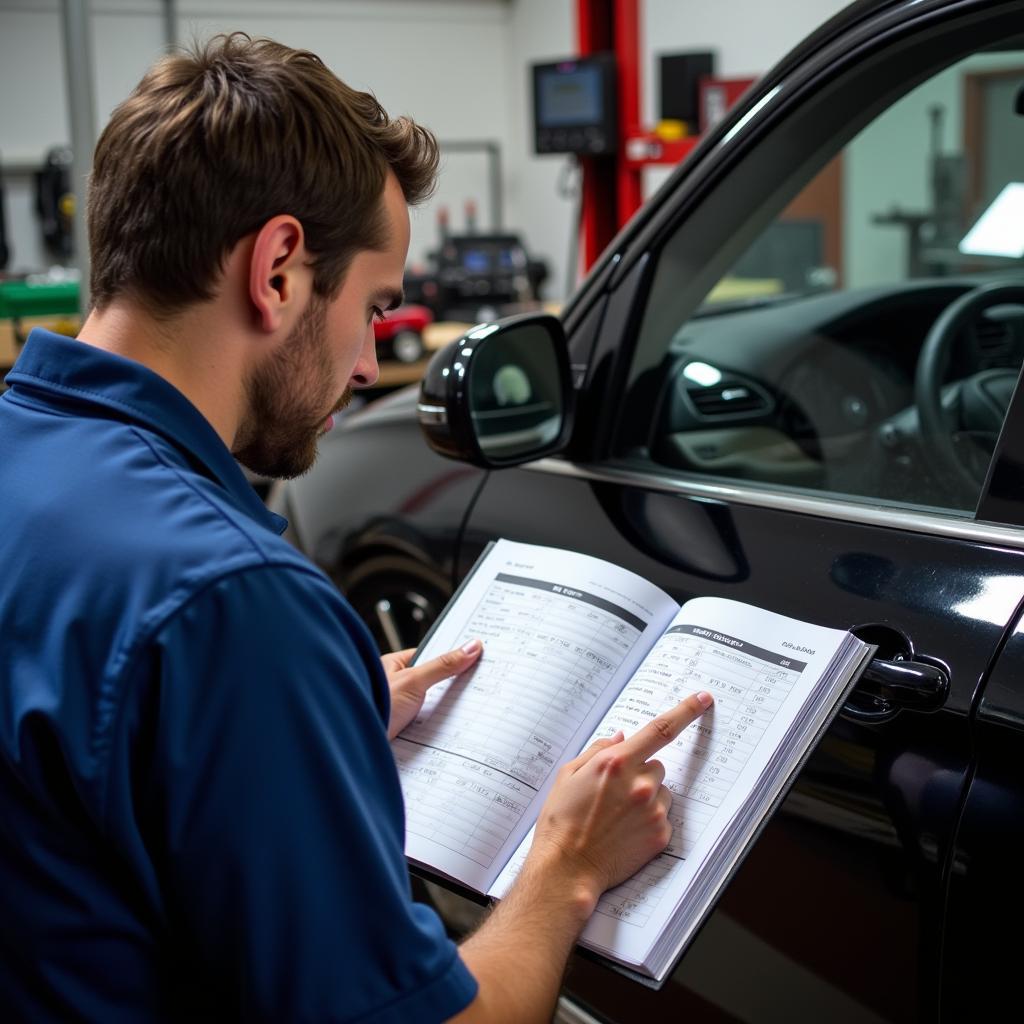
[[572, 0, 751, 272]]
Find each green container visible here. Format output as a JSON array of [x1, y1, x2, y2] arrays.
[[0, 279, 80, 320]]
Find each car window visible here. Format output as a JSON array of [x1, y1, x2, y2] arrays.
[[621, 43, 1024, 515]]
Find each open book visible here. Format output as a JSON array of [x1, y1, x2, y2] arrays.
[[394, 539, 874, 986]]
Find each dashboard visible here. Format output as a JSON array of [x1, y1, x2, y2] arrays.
[[645, 277, 1024, 505]]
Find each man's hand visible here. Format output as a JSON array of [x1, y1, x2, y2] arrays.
[[528, 690, 715, 907], [451, 690, 714, 1023], [380, 639, 483, 740]]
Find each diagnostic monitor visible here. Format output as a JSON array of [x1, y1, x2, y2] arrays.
[[532, 54, 617, 155]]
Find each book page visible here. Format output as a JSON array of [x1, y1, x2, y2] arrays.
[[490, 596, 862, 972], [394, 539, 678, 893]]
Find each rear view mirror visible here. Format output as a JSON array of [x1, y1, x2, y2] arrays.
[[417, 313, 572, 468]]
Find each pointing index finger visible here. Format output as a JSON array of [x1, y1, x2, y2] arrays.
[[620, 691, 714, 762]]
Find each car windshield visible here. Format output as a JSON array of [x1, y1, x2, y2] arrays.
[[692, 292, 805, 318]]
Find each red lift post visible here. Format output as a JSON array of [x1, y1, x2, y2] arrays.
[[575, 0, 703, 271]]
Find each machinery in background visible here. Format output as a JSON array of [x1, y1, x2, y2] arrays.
[[360, 213, 550, 395], [872, 105, 968, 278], [404, 205, 549, 325], [34, 146, 75, 263], [531, 54, 618, 156], [0, 147, 82, 374], [0, 274, 80, 376], [373, 303, 433, 364], [868, 82, 1024, 279], [529, 0, 760, 274]]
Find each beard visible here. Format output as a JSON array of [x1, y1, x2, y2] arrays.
[[233, 296, 352, 479]]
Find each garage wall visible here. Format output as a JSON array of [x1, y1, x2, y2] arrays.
[[642, 0, 852, 121], [502, 0, 859, 299], [0, 1, 169, 274], [0, 0, 870, 302], [502, 0, 575, 298], [0, 0, 513, 279], [639, 0, 851, 204]]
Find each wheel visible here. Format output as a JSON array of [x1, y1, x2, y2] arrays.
[[341, 554, 451, 653], [392, 329, 425, 364], [914, 282, 1024, 495]]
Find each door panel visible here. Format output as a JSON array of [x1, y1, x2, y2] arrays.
[[460, 466, 1024, 1021]]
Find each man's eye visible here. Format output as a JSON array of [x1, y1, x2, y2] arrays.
[[371, 306, 387, 323]]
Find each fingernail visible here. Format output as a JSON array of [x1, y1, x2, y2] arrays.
[[695, 691, 714, 708], [461, 639, 482, 656]]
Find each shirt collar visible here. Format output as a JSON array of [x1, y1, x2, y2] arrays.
[[5, 329, 288, 536]]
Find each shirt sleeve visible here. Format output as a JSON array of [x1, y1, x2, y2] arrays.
[[104, 562, 478, 1024]]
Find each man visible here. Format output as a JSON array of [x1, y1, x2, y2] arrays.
[[0, 34, 711, 1022]]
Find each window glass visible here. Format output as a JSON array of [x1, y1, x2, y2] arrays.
[[627, 48, 1024, 513]]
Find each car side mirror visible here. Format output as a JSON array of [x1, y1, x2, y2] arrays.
[[417, 313, 573, 468]]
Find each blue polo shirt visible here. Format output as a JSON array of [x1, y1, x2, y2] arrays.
[[0, 329, 477, 1022]]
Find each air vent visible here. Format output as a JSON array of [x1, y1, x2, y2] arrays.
[[687, 380, 770, 417], [973, 317, 1013, 361]]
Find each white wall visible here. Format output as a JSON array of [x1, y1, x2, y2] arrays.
[[1, 2, 72, 272], [642, 0, 853, 120], [1, 0, 168, 271], [639, 0, 851, 201], [0, 0, 512, 276], [503, 0, 574, 297]]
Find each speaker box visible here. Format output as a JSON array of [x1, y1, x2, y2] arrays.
[[659, 52, 716, 131]]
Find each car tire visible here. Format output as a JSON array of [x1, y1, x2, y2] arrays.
[[392, 329, 425, 364], [340, 554, 451, 653]]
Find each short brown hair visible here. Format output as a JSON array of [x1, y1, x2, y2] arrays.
[[87, 33, 438, 313]]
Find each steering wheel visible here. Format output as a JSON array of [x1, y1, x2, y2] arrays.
[[914, 282, 1024, 495]]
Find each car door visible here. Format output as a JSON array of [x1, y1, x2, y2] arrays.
[[940, 595, 1024, 1024], [457, 2, 1024, 1020]]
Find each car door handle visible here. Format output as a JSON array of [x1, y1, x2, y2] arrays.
[[842, 656, 950, 723]]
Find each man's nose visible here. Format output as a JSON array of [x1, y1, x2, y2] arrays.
[[351, 324, 380, 389]]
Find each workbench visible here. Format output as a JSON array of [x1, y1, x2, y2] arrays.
[[0, 278, 81, 371]]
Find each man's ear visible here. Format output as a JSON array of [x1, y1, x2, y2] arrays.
[[248, 215, 313, 334]]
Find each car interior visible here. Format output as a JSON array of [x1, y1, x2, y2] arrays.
[[620, 44, 1024, 516]]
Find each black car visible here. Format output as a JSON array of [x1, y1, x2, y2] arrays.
[[271, 1, 1024, 1019]]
